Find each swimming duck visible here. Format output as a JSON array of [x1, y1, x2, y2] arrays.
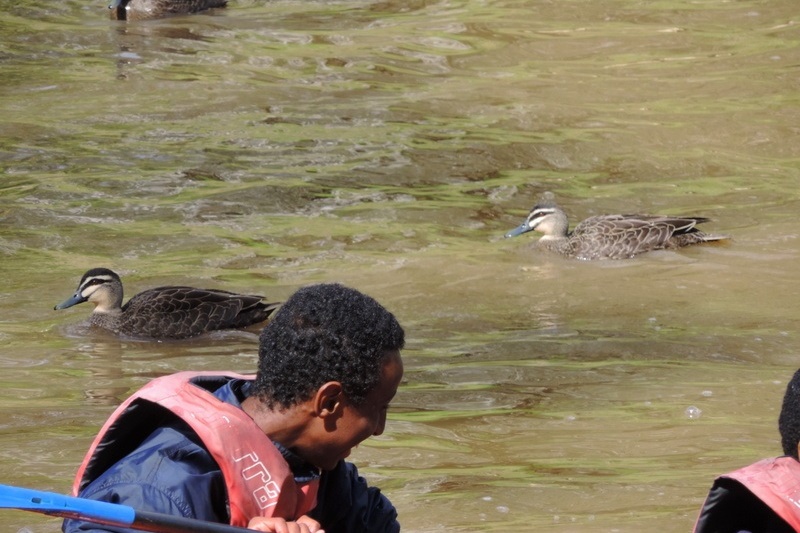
[[54, 268, 280, 339], [505, 200, 728, 260], [109, 0, 227, 21]]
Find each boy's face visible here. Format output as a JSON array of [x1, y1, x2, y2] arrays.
[[311, 350, 404, 471]]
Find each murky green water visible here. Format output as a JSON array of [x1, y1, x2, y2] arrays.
[[2, 0, 800, 531]]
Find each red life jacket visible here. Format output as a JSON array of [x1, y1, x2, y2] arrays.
[[72, 371, 319, 527], [694, 456, 800, 532]]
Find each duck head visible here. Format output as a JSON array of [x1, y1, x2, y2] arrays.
[[55, 268, 124, 313], [505, 203, 569, 239]]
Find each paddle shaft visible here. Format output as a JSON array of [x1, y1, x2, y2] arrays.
[[69, 508, 252, 533], [0, 484, 252, 533], [74, 509, 251, 533]]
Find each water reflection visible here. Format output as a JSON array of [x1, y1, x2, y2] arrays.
[[52, 316, 263, 405], [108, 18, 229, 80]]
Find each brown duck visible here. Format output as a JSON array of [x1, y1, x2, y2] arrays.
[[505, 200, 728, 260], [109, 0, 227, 21], [54, 268, 279, 339]]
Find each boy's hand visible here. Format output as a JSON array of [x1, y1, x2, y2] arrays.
[[247, 515, 324, 533]]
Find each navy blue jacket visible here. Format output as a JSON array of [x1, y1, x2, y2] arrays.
[[62, 379, 399, 533]]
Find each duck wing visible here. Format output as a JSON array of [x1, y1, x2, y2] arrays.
[[120, 286, 279, 339], [570, 215, 708, 260]]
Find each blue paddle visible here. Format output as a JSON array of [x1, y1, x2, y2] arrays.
[[0, 484, 252, 532]]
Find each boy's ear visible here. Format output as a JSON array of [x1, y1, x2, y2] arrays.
[[314, 381, 344, 417]]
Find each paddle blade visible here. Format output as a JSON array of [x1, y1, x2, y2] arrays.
[[0, 484, 253, 533], [0, 484, 135, 524]]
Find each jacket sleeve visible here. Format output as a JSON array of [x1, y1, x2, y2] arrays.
[[309, 461, 399, 533], [62, 426, 227, 533]]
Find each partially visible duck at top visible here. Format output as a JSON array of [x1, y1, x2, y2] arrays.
[[108, 0, 227, 21], [504, 195, 729, 260], [54, 267, 280, 340]]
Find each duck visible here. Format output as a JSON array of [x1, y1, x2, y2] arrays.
[[54, 267, 280, 339], [108, 0, 227, 21], [504, 199, 728, 260]]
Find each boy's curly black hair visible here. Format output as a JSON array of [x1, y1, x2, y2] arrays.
[[779, 368, 800, 459], [254, 283, 405, 410]]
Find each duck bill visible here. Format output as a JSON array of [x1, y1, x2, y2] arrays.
[[108, 0, 122, 9], [504, 223, 533, 239], [54, 293, 86, 310]]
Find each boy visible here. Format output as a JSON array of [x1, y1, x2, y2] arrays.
[[63, 283, 405, 533]]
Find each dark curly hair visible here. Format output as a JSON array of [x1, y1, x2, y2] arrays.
[[254, 283, 405, 410], [779, 368, 800, 459]]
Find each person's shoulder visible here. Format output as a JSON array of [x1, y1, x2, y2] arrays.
[[74, 425, 226, 523], [95, 422, 220, 486]]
